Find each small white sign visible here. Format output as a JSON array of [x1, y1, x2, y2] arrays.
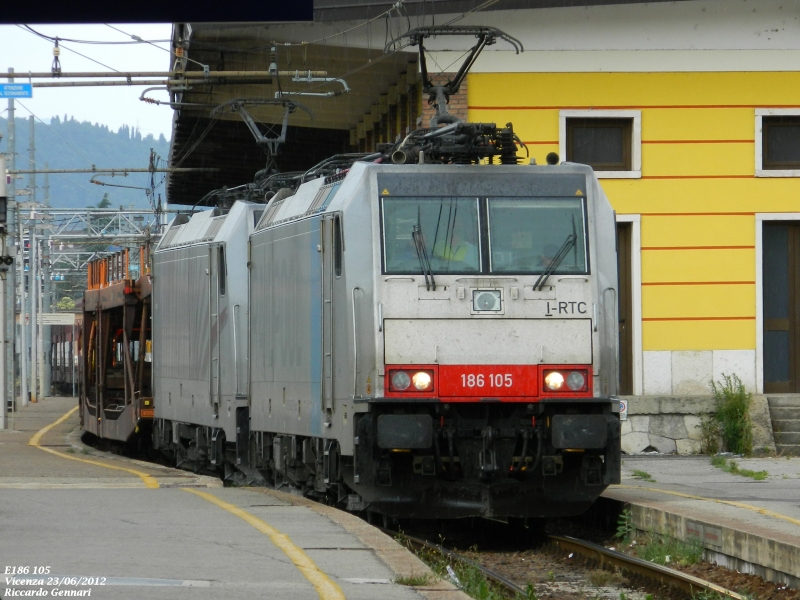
[[619, 399, 628, 421], [38, 313, 76, 325]]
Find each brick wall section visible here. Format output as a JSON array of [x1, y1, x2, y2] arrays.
[[420, 73, 468, 126]]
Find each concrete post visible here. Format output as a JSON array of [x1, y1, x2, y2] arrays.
[[9, 69, 25, 409], [0, 153, 6, 428], [19, 220, 26, 409], [29, 227, 37, 403], [28, 116, 35, 203], [40, 236, 50, 397]]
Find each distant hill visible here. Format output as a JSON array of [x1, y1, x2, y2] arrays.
[[0, 115, 170, 209]]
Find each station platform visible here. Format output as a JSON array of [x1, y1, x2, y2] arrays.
[[605, 454, 800, 589], [0, 398, 467, 600]]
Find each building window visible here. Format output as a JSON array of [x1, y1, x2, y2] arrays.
[[756, 109, 800, 177], [763, 117, 800, 169], [567, 118, 632, 170], [560, 110, 641, 179]]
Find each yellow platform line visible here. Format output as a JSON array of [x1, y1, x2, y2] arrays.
[[183, 489, 345, 600], [28, 406, 159, 489], [614, 484, 800, 528]]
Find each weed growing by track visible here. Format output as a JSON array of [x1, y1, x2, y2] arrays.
[[615, 508, 703, 567], [691, 591, 755, 600], [710, 456, 768, 480], [634, 533, 703, 567], [396, 533, 539, 600], [394, 573, 435, 586], [631, 470, 656, 482], [586, 568, 626, 587], [709, 373, 753, 455], [615, 509, 635, 543]]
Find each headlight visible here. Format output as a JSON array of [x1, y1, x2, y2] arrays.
[[567, 371, 586, 391], [391, 371, 411, 391], [544, 371, 564, 391], [412, 371, 432, 391]]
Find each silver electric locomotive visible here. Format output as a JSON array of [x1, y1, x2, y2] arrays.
[[151, 148, 621, 519]]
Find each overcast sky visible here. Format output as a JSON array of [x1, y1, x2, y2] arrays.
[[0, 23, 174, 140]]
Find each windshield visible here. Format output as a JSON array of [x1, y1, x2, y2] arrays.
[[488, 198, 587, 274], [383, 197, 481, 274], [381, 196, 588, 275]]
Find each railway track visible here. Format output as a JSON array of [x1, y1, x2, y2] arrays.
[[391, 529, 746, 599], [79, 431, 756, 599]]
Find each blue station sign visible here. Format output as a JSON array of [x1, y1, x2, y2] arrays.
[[1, 83, 33, 98]]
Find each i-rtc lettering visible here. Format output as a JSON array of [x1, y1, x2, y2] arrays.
[[544, 301, 588, 316]]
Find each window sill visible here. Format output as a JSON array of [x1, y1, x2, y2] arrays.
[[756, 169, 800, 178], [595, 170, 641, 179]]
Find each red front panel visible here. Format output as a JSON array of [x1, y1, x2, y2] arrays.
[[438, 365, 538, 397]]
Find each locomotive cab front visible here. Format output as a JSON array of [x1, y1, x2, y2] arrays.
[[350, 163, 621, 519]]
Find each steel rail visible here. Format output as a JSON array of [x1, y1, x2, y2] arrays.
[[550, 534, 746, 600], [386, 529, 745, 599]]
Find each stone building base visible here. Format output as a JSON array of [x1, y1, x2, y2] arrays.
[[620, 395, 776, 455]]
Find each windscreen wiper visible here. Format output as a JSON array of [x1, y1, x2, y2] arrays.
[[412, 224, 436, 291], [533, 233, 577, 291]]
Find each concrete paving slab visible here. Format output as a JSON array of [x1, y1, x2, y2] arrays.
[[604, 454, 800, 589], [1, 398, 469, 600]]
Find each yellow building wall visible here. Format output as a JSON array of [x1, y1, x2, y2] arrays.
[[468, 71, 800, 351]]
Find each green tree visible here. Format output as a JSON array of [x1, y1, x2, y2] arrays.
[[56, 297, 76, 311]]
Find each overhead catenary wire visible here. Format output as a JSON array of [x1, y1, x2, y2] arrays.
[[16, 25, 120, 72], [104, 23, 210, 72], [21, 25, 170, 45], [8, 149, 105, 200], [50, 41, 119, 73]]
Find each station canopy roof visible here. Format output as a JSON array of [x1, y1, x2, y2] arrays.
[[166, 0, 694, 206], [166, 24, 418, 206]]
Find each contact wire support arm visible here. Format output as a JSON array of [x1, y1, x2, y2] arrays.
[[211, 98, 313, 155], [386, 26, 521, 127]]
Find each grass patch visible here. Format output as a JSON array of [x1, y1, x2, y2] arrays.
[[709, 373, 753, 456], [631, 469, 655, 482], [711, 456, 768, 481], [633, 532, 703, 567], [80, 448, 91, 455], [65, 448, 75, 454], [394, 573, 435, 586], [615, 511, 703, 568], [699, 416, 723, 455]]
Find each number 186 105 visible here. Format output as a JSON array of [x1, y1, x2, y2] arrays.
[[460, 373, 512, 388]]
